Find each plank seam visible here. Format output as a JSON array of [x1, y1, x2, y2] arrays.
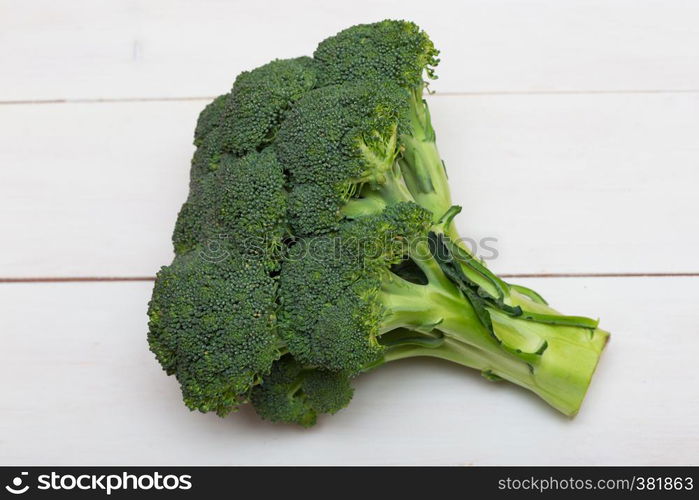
[[2, 273, 699, 283], [1, 89, 698, 105]]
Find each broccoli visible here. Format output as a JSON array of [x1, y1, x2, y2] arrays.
[[149, 148, 287, 415], [148, 19, 609, 427]]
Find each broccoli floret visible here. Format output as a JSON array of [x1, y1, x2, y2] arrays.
[[250, 356, 353, 427], [190, 57, 316, 179], [147, 251, 280, 416], [279, 203, 433, 371], [221, 57, 317, 155], [276, 81, 415, 235], [148, 19, 610, 426], [173, 148, 287, 265], [276, 21, 453, 236], [314, 19, 439, 88], [313, 20, 456, 236], [276, 79, 453, 236]]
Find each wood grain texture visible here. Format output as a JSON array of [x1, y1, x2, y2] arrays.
[[2, 1, 698, 467], [2, 0, 699, 100], [0, 277, 696, 465], [1, 93, 697, 277]]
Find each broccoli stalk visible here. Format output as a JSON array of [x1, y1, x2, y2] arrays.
[[375, 241, 609, 417], [348, 89, 610, 415], [375, 199, 608, 416], [399, 88, 453, 224]]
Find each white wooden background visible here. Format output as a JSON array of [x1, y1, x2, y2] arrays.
[[1, 0, 698, 465]]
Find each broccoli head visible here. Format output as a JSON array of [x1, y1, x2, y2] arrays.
[[148, 19, 609, 427]]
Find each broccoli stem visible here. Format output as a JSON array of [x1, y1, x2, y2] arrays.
[[341, 156, 417, 217], [344, 89, 607, 415], [398, 92, 547, 301], [399, 89, 454, 226], [375, 254, 609, 417]]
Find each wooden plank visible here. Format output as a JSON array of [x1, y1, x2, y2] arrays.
[[434, 92, 699, 275], [0, 100, 196, 277], [0, 276, 696, 464], [2, 0, 699, 100], [2, 93, 697, 277]]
